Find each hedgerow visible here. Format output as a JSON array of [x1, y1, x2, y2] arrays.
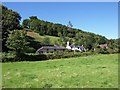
[[1, 51, 95, 62]]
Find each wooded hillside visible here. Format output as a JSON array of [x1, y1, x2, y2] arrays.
[[1, 5, 119, 54]]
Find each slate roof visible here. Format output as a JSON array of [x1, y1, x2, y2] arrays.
[[70, 45, 75, 48], [40, 46, 65, 49], [77, 46, 85, 48], [69, 45, 85, 49], [76, 46, 86, 50], [36, 46, 66, 52]]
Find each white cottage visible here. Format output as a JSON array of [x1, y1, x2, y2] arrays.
[[66, 41, 86, 52]]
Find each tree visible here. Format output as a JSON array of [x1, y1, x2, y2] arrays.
[[98, 37, 107, 44], [67, 21, 73, 33], [6, 30, 29, 60], [22, 16, 113, 51], [1, 5, 21, 52], [30, 19, 39, 31], [68, 21, 73, 28], [29, 16, 38, 20], [22, 19, 30, 29], [62, 26, 67, 37], [29, 18, 45, 35]]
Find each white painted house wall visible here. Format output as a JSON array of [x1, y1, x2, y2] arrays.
[[66, 41, 72, 50], [66, 41, 86, 52]]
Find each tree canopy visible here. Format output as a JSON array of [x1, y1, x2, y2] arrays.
[[1, 5, 21, 52], [6, 30, 29, 59]]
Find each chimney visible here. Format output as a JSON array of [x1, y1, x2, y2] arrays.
[[67, 41, 70, 46]]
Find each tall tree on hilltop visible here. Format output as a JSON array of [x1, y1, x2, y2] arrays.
[[67, 21, 74, 37], [29, 16, 38, 20], [68, 21, 73, 28], [22, 19, 30, 29]]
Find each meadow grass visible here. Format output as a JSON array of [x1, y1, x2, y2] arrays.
[[27, 31, 59, 44], [2, 54, 118, 88]]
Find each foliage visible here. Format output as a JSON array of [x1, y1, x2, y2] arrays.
[[0, 52, 15, 62], [22, 19, 30, 29], [99, 48, 109, 54], [25, 47, 36, 53], [2, 5, 119, 56], [94, 47, 119, 54], [6, 30, 29, 60], [26, 35, 42, 51], [45, 52, 94, 60], [1, 5, 21, 52], [2, 51, 94, 62], [21, 16, 111, 51], [29, 16, 38, 20]]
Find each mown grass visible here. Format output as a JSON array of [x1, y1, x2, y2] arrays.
[[2, 54, 118, 88]]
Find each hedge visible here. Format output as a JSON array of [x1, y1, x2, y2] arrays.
[[1, 51, 95, 62]]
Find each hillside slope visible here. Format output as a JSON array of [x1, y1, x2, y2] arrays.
[[26, 31, 60, 45], [22, 16, 119, 52], [23, 16, 109, 50]]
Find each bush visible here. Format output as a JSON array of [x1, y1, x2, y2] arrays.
[[114, 48, 119, 53], [2, 51, 95, 62], [100, 48, 109, 54], [95, 48, 109, 54], [25, 47, 36, 53], [22, 54, 47, 61], [107, 48, 114, 54], [2, 53, 48, 62], [45, 51, 94, 60], [1, 52, 15, 62]]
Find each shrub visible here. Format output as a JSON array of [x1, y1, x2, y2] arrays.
[[2, 51, 96, 62], [25, 47, 36, 53], [107, 48, 114, 54], [95, 48, 109, 54], [1, 52, 15, 62], [99, 48, 109, 54], [114, 48, 119, 53]]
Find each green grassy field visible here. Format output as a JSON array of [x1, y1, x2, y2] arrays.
[[27, 31, 59, 45], [2, 54, 118, 88]]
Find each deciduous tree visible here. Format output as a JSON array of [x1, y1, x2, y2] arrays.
[[6, 30, 29, 60], [1, 5, 21, 52]]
